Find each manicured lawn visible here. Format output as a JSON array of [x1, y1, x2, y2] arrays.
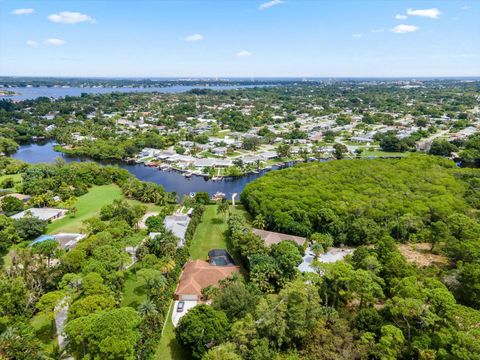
[[155, 301, 188, 360], [46, 184, 124, 234], [189, 204, 250, 260], [45, 185, 163, 234]]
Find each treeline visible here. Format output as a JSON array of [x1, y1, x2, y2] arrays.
[[241, 155, 476, 243], [429, 132, 480, 166], [15, 159, 175, 206]]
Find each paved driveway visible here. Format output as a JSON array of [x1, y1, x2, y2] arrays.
[[171, 300, 198, 327]]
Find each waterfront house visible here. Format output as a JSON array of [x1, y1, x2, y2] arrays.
[[163, 214, 191, 247]]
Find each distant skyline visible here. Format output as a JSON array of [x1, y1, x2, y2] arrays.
[[1, 0, 479, 77]]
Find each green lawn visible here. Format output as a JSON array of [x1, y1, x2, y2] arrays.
[[121, 267, 147, 309], [46, 184, 124, 234], [45, 184, 164, 234], [189, 204, 250, 260], [189, 205, 228, 260], [155, 302, 188, 360], [30, 312, 57, 351], [0, 173, 22, 189]]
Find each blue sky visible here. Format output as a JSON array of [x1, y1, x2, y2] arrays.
[[1, 0, 479, 77]]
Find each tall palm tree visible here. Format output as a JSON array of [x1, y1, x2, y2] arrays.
[[138, 299, 158, 319], [252, 214, 266, 229], [217, 199, 230, 218]]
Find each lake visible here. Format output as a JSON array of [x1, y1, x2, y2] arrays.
[[1, 85, 268, 101], [11, 142, 288, 198]]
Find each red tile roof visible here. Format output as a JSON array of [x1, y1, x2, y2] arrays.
[[175, 260, 239, 297]]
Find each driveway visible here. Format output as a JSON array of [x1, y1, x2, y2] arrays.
[[137, 212, 159, 230], [171, 300, 198, 327]]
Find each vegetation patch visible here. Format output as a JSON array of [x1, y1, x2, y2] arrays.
[[398, 243, 448, 267]]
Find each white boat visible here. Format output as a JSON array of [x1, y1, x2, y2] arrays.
[[212, 191, 226, 200]]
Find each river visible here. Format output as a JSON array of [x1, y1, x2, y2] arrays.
[[1, 85, 268, 101], [11, 142, 288, 198]]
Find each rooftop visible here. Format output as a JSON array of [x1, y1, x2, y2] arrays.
[[10, 208, 67, 221], [175, 260, 239, 298], [252, 228, 306, 247]]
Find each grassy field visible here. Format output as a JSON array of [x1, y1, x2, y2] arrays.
[[46, 184, 124, 234], [121, 267, 148, 309], [0, 173, 22, 189], [155, 302, 188, 360], [46, 184, 164, 234], [189, 204, 250, 260]]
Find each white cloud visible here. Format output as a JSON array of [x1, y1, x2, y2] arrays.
[[11, 8, 34, 15], [395, 14, 408, 20], [184, 34, 204, 42], [461, 5, 471, 10], [236, 50, 252, 57], [26, 40, 38, 47], [45, 38, 65, 46], [371, 28, 385, 33], [48, 11, 96, 24], [406, 8, 441, 19], [259, 0, 284, 10], [352, 33, 363, 38], [390, 24, 419, 34]]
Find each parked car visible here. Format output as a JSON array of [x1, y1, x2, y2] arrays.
[[177, 301, 185, 312]]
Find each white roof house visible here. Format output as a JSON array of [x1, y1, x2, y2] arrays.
[[163, 214, 191, 247], [194, 158, 215, 168], [10, 208, 67, 221]]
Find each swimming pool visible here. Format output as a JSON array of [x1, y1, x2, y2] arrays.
[[31, 235, 55, 245]]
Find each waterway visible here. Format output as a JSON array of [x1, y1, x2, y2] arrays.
[[1, 85, 267, 101], [11, 142, 288, 198]]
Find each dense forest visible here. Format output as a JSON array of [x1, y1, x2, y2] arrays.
[[241, 155, 478, 241]]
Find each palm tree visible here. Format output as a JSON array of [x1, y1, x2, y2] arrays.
[[252, 214, 266, 229], [159, 258, 176, 274], [138, 299, 158, 318], [311, 242, 324, 260], [217, 199, 230, 218]]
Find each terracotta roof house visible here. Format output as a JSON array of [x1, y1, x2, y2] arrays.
[[174, 260, 239, 301], [252, 228, 306, 247]]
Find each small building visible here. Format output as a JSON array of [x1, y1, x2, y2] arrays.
[[10, 208, 67, 222], [174, 260, 240, 301], [212, 147, 228, 156], [252, 228, 306, 247], [194, 158, 215, 169]]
